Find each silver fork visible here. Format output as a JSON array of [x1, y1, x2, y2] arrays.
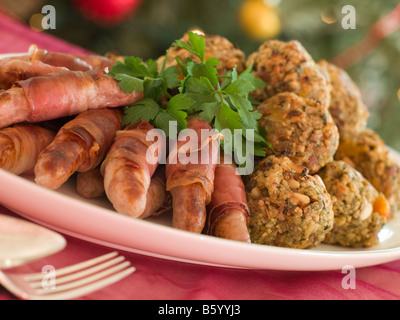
[[0, 251, 135, 300]]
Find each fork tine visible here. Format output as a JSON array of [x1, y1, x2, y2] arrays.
[[31, 266, 136, 300], [55, 256, 127, 286], [35, 261, 134, 295], [28, 255, 126, 288], [23, 252, 119, 281], [1, 252, 136, 300]]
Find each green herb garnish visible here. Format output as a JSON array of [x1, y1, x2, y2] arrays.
[[110, 31, 271, 157], [108, 54, 187, 135]]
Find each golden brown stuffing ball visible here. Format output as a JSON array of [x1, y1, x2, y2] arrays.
[[245, 155, 334, 249], [157, 33, 246, 74], [257, 92, 339, 174], [334, 129, 400, 218], [317, 60, 369, 138], [246, 40, 330, 108], [318, 161, 388, 247]]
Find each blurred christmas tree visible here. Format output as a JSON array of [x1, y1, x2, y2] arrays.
[[2, 0, 400, 150]]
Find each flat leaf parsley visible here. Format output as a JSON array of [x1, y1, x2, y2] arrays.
[[109, 31, 271, 156], [108, 54, 187, 136]]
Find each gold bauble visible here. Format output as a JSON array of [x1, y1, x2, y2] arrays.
[[238, 0, 281, 40]]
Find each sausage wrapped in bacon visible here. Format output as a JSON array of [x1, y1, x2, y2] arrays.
[[101, 121, 162, 218], [0, 70, 143, 129], [0, 124, 56, 175], [0, 46, 116, 90], [206, 156, 250, 243], [34, 108, 123, 190], [29, 45, 115, 72], [77, 164, 171, 218], [166, 119, 219, 233], [139, 165, 172, 219], [0, 56, 68, 89]]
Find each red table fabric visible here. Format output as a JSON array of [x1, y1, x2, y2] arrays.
[[0, 12, 400, 301]]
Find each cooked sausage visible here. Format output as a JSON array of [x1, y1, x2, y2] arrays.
[[77, 164, 172, 218], [101, 121, 162, 218], [0, 70, 143, 129], [166, 119, 219, 233], [0, 56, 67, 89], [29, 45, 115, 72], [206, 156, 250, 243], [0, 124, 55, 175], [34, 108, 123, 190], [139, 165, 172, 219]]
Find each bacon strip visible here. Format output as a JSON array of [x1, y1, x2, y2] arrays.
[[206, 157, 250, 243], [166, 119, 219, 233], [0, 56, 68, 89], [139, 165, 172, 219], [29, 45, 115, 72], [77, 164, 171, 218], [0, 46, 116, 90], [0, 70, 143, 129], [73, 54, 115, 71], [100, 121, 162, 218], [34, 108, 123, 190], [0, 124, 56, 175]]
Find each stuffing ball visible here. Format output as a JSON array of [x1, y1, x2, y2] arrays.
[[318, 161, 388, 247], [245, 155, 334, 249], [246, 40, 330, 108], [258, 92, 339, 174], [157, 33, 246, 74], [334, 129, 400, 217], [317, 60, 369, 138]]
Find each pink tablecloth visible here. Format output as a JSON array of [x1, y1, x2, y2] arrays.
[[1, 12, 400, 301]]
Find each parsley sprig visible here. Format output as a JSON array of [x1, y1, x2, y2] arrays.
[[109, 31, 271, 157], [108, 55, 187, 135]]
